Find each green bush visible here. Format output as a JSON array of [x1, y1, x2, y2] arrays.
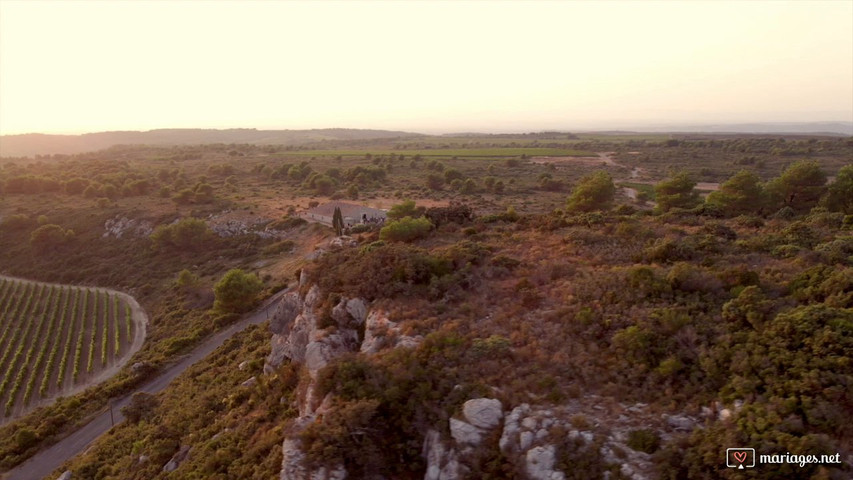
[[379, 216, 433, 243], [213, 269, 264, 313], [566, 171, 616, 213], [654, 171, 701, 213], [29, 224, 74, 251], [150, 217, 213, 251], [387, 200, 424, 220], [705, 169, 765, 216], [642, 237, 695, 263], [821, 164, 853, 214], [766, 160, 827, 213], [627, 429, 661, 453]]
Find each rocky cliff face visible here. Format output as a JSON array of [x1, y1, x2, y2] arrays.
[[266, 272, 670, 480], [265, 271, 422, 479]]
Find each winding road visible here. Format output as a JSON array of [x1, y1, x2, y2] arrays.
[[1, 288, 288, 480]]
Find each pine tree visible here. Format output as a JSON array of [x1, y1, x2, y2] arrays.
[[332, 206, 344, 236]]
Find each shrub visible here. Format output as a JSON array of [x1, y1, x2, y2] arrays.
[[1, 214, 34, 231], [30, 224, 74, 251], [821, 164, 853, 214], [150, 217, 213, 251], [566, 171, 616, 213], [666, 262, 723, 294], [175, 269, 200, 288], [213, 269, 264, 313], [479, 206, 519, 223], [263, 239, 296, 255], [121, 392, 159, 424], [705, 170, 765, 216], [268, 216, 307, 230], [425, 203, 474, 227], [766, 160, 827, 213], [426, 174, 444, 190], [642, 238, 695, 263], [654, 172, 700, 213], [627, 429, 661, 454], [387, 200, 424, 220], [379, 216, 433, 243], [311, 243, 454, 301], [815, 237, 853, 265]]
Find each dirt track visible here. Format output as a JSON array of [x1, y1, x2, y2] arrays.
[[530, 152, 720, 200]]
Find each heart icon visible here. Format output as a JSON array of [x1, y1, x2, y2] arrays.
[[733, 451, 747, 464]]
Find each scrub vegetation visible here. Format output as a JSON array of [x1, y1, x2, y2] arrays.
[[0, 131, 850, 478]]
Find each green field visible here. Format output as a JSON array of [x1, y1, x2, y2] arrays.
[[278, 147, 596, 158]]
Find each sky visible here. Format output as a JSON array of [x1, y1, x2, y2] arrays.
[[0, 0, 851, 135]]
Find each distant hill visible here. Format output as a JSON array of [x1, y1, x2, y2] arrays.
[[0, 128, 422, 157], [623, 121, 853, 136]]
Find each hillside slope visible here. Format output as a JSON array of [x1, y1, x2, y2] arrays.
[[0, 128, 421, 157]]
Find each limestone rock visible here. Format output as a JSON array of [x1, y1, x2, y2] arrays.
[[131, 362, 151, 375], [361, 310, 423, 354], [499, 404, 530, 454], [525, 445, 565, 480], [103, 216, 153, 238], [423, 429, 464, 480], [520, 431, 534, 451], [238, 360, 249, 371], [305, 334, 353, 372], [266, 334, 290, 373], [345, 298, 367, 324], [462, 398, 503, 429], [241, 376, 257, 388], [163, 445, 191, 473], [664, 414, 695, 431], [57, 472, 72, 480], [281, 437, 347, 480], [329, 235, 357, 249], [271, 292, 303, 335], [450, 418, 483, 446]]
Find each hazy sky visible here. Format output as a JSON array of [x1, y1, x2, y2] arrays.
[[1, 0, 851, 135]]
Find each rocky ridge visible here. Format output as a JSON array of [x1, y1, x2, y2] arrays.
[[265, 270, 701, 480], [265, 269, 422, 479]]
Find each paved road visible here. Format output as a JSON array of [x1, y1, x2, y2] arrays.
[[2, 289, 288, 480]]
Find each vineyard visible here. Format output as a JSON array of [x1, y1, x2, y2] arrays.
[[0, 276, 144, 422]]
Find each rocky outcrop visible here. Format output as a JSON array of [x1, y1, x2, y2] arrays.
[[163, 445, 191, 473], [525, 446, 564, 480], [281, 437, 347, 480], [103, 216, 153, 238], [207, 212, 288, 239], [423, 430, 462, 480], [268, 275, 378, 479], [424, 398, 504, 479], [57, 472, 73, 480], [360, 310, 423, 354], [463, 398, 503, 429], [265, 286, 366, 381], [328, 236, 358, 250]]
